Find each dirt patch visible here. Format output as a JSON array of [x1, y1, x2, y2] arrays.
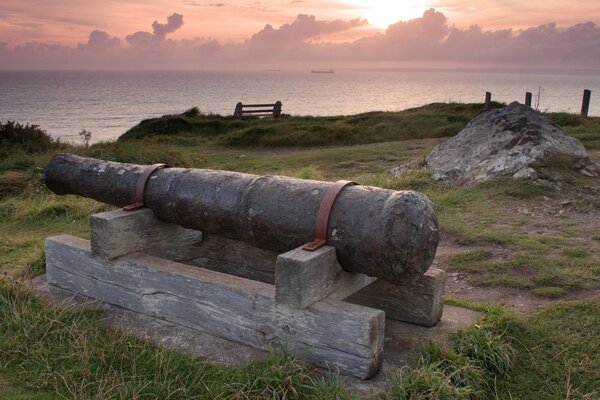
[[434, 170, 600, 313]]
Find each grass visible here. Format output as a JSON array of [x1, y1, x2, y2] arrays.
[[1, 102, 599, 398], [447, 251, 599, 291], [532, 287, 566, 298]]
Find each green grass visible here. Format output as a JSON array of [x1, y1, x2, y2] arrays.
[[446, 251, 599, 291], [532, 287, 567, 298], [447, 250, 495, 271], [375, 299, 600, 399]]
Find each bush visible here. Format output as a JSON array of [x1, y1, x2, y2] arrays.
[[0, 121, 57, 155]]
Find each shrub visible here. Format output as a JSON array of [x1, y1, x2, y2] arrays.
[[0, 121, 57, 155]]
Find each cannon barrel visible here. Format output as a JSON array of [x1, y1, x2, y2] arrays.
[[44, 154, 439, 282]]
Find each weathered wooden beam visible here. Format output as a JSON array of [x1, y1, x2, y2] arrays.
[[45, 154, 440, 284], [45, 235, 384, 379], [183, 234, 277, 284], [90, 209, 277, 283], [346, 268, 446, 327], [90, 209, 203, 260], [275, 246, 376, 309]]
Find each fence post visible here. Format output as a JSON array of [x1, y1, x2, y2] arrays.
[[273, 101, 282, 118], [485, 92, 492, 110], [525, 92, 532, 107], [581, 89, 591, 118], [234, 102, 243, 118]]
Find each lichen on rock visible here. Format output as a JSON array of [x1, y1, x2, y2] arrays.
[[425, 102, 597, 187]]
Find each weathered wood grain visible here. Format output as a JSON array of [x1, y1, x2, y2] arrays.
[[275, 246, 376, 308], [90, 209, 277, 283], [46, 235, 384, 378], [346, 268, 446, 327], [183, 233, 277, 284], [90, 209, 204, 260]]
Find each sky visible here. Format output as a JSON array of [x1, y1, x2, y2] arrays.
[[1, 0, 600, 69]]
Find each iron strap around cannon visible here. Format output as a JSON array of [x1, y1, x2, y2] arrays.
[[303, 180, 356, 251], [123, 164, 171, 211]]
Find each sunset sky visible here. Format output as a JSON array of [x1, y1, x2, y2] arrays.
[[1, 0, 600, 69]]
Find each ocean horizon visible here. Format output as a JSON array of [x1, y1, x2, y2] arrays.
[[1, 68, 598, 143]]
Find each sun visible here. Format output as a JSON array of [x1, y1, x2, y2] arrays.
[[346, 0, 427, 29]]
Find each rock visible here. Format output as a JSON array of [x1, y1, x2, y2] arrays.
[[425, 102, 594, 187], [388, 160, 422, 177], [388, 164, 408, 177]]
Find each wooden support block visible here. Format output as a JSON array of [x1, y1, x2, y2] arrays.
[[184, 234, 277, 284], [46, 235, 384, 379], [275, 246, 376, 309], [90, 209, 277, 283], [346, 268, 446, 327], [90, 209, 203, 260]]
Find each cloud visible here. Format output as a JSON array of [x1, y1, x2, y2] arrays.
[[126, 13, 184, 45], [1, 10, 600, 70], [244, 13, 366, 58], [152, 12, 184, 40], [125, 31, 154, 46], [81, 30, 122, 51]]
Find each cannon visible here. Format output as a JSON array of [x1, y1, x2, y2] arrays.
[[45, 154, 439, 282], [43, 153, 446, 379]]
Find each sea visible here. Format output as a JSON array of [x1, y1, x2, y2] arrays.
[[1, 69, 598, 143]]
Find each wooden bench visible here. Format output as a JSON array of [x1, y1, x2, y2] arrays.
[[234, 101, 282, 118]]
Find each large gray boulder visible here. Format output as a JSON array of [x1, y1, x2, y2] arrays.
[[426, 102, 596, 186]]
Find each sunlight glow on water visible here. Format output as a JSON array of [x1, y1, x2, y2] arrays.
[[1, 69, 598, 143]]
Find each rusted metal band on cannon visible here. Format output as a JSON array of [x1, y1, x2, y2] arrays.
[[303, 180, 357, 251], [123, 164, 171, 211]]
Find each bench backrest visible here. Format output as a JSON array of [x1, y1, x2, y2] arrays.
[[234, 101, 282, 118]]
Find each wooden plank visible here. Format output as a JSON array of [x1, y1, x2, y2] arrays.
[[182, 233, 277, 284], [275, 246, 376, 309], [241, 109, 275, 114], [89, 209, 203, 260], [243, 103, 277, 107], [46, 235, 384, 379], [346, 268, 446, 327], [90, 209, 277, 283]]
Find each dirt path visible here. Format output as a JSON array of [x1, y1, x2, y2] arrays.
[[434, 234, 600, 313]]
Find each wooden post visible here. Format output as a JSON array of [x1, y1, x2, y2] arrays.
[[234, 102, 243, 118], [273, 101, 282, 118], [485, 92, 492, 110], [525, 92, 532, 107], [346, 269, 446, 327], [275, 245, 376, 309], [581, 89, 592, 118]]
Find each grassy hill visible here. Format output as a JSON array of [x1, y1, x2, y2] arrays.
[[118, 103, 501, 146]]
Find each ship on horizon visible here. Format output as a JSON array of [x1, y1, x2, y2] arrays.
[[311, 69, 334, 74]]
